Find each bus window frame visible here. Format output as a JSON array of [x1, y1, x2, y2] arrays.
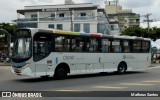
[[53, 34, 71, 52], [33, 32, 53, 62], [142, 40, 151, 53]]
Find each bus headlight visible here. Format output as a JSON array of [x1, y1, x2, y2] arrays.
[[23, 62, 30, 69]]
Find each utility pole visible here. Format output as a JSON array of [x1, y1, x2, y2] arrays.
[[70, 9, 73, 31], [143, 13, 153, 32], [115, 0, 119, 14]]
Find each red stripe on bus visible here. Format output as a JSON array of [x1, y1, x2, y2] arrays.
[[91, 34, 101, 37]]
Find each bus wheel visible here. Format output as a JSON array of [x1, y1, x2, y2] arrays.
[[117, 62, 127, 74], [54, 67, 67, 79]]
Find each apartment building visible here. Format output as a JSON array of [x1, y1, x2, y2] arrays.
[[105, 0, 140, 31]]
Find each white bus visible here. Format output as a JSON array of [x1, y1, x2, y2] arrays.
[[11, 28, 151, 79]]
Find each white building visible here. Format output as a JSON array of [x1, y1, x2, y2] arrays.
[[15, 2, 112, 35]]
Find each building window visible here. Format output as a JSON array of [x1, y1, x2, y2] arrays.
[[17, 23, 37, 28], [97, 23, 108, 34], [111, 25, 114, 30], [74, 23, 80, 32], [83, 23, 90, 33], [48, 24, 54, 29], [59, 13, 64, 17], [51, 14, 55, 18], [81, 13, 86, 16], [31, 14, 37, 18], [57, 24, 63, 30]]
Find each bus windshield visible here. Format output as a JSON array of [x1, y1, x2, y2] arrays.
[[12, 29, 32, 62], [12, 38, 32, 60]]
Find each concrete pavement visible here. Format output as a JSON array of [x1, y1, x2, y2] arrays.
[[0, 63, 10, 66]]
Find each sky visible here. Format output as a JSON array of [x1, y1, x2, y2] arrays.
[[0, 0, 160, 28]]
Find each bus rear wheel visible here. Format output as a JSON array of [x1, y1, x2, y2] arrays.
[[117, 62, 127, 74], [54, 67, 67, 79]]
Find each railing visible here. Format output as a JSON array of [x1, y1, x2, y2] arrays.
[[17, 16, 98, 22], [129, 22, 140, 25], [74, 16, 96, 20], [118, 22, 139, 24], [118, 16, 140, 19], [39, 17, 71, 21], [17, 18, 37, 21]]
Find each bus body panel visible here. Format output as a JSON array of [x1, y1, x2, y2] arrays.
[[11, 28, 152, 78], [30, 52, 151, 77]]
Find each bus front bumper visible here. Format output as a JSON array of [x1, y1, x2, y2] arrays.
[[11, 66, 34, 77]]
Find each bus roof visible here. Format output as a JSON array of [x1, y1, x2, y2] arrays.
[[23, 28, 151, 41]]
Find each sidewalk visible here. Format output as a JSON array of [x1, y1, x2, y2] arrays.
[[0, 63, 11, 66], [150, 63, 160, 67]]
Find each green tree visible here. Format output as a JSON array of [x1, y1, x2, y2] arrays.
[[121, 27, 160, 41], [0, 23, 17, 36]]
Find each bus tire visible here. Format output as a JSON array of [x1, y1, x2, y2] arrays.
[[54, 67, 67, 79], [117, 62, 127, 74]]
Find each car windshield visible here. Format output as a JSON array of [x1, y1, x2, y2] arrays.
[[12, 37, 32, 59]]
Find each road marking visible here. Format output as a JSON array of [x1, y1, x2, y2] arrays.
[[55, 90, 89, 92], [142, 80, 160, 83], [93, 86, 127, 89], [121, 83, 155, 86]]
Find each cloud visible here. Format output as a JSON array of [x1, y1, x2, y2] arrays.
[[120, 0, 154, 8], [0, 0, 160, 28], [18, 0, 55, 5], [74, 0, 105, 7]]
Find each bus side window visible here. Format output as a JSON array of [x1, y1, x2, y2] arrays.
[[108, 39, 112, 53], [71, 39, 76, 51], [112, 39, 121, 53], [55, 35, 70, 52], [88, 38, 100, 52], [133, 41, 141, 53], [123, 40, 131, 53], [71, 37, 85, 52], [102, 39, 109, 53], [142, 41, 150, 53]]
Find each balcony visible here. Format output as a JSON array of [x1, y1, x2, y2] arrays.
[[129, 22, 140, 25], [16, 16, 97, 22], [17, 18, 37, 22], [39, 17, 71, 21], [74, 16, 96, 20]]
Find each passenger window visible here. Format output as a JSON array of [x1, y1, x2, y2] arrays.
[[89, 38, 99, 52], [133, 41, 141, 53], [71, 37, 85, 52], [142, 41, 150, 53], [102, 39, 109, 53], [123, 40, 131, 53], [112, 40, 121, 53], [55, 35, 70, 52]]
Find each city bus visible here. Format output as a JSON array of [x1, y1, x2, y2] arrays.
[[11, 28, 151, 79]]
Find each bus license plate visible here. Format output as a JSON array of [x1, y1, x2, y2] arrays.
[[14, 68, 21, 73]]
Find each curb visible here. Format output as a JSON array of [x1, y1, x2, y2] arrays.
[[0, 63, 11, 66]]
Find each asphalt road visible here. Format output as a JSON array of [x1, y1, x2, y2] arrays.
[[0, 64, 160, 100]]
